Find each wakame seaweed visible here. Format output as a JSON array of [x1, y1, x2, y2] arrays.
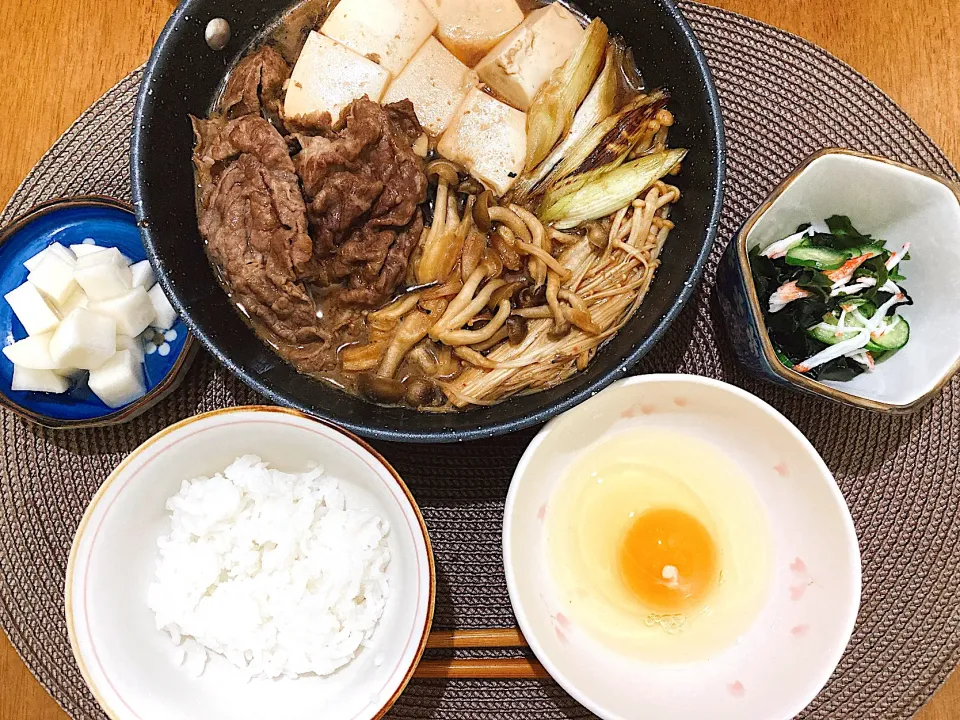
[[749, 216, 911, 380]]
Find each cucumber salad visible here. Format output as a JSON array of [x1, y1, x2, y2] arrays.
[[750, 216, 912, 381]]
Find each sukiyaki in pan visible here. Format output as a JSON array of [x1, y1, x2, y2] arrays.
[[192, 0, 688, 411]]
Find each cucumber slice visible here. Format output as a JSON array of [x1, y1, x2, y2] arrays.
[[844, 243, 885, 259], [785, 246, 848, 270], [808, 323, 860, 345], [838, 298, 877, 320], [866, 315, 910, 352]]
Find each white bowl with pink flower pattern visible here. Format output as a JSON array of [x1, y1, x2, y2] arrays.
[[504, 374, 861, 720]]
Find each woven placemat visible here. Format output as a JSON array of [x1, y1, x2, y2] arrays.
[[2, 3, 959, 718]]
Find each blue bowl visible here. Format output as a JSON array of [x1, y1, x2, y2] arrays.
[[0, 196, 197, 428]]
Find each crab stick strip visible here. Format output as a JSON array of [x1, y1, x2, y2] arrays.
[[768, 280, 812, 313], [885, 242, 910, 271]]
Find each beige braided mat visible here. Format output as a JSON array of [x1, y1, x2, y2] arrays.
[[2, 3, 959, 718]]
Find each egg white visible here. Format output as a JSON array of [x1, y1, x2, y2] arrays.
[[546, 428, 773, 663]]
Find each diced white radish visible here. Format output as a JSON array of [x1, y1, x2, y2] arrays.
[[27, 252, 78, 306], [148, 284, 177, 330], [2, 332, 58, 369], [57, 287, 89, 316], [88, 349, 146, 408], [49, 308, 116, 370], [116, 335, 144, 364], [52, 366, 82, 379], [75, 246, 124, 268], [69, 243, 105, 258], [23, 242, 76, 272], [4, 283, 60, 335], [129, 260, 155, 290], [11, 365, 70, 393], [89, 287, 155, 337], [74, 253, 132, 300]]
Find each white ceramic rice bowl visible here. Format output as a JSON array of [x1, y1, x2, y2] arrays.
[[504, 375, 861, 720], [66, 406, 434, 720]]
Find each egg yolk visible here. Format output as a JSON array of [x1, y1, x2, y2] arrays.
[[617, 507, 719, 613]]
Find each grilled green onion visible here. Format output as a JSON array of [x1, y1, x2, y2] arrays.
[[539, 149, 686, 229], [525, 19, 608, 171]]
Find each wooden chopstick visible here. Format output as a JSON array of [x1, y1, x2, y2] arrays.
[[414, 658, 549, 679], [426, 627, 528, 649], [413, 628, 548, 680]]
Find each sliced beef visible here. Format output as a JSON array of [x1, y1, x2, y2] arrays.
[[193, 83, 428, 377], [220, 45, 290, 119], [293, 98, 428, 308], [192, 114, 325, 348]]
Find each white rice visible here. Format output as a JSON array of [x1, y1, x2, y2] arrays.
[[147, 455, 390, 680]]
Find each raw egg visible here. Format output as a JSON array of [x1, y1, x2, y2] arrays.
[[546, 428, 773, 662]]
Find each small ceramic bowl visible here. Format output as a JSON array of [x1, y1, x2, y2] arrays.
[[716, 148, 960, 413], [66, 406, 435, 720], [0, 196, 196, 428], [504, 375, 861, 720]]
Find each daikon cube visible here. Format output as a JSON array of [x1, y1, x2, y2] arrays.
[[69, 241, 103, 258], [116, 335, 144, 364], [11, 365, 69, 394], [285, 32, 391, 122], [52, 365, 83, 380], [382, 36, 479, 136], [88, 350, 146, 408], [74, 249, 132, 301], [23, 242, 76, 272], [2, 332, 58, 370], [5, 283, 60, 335], [438, 87, 527, 195], [130, 260, 155, 290], [49, 308, 116, 370], [475, 4, 584, 111], [422, 0, 524, 66], [27, 252, 78, 306], [320, 0, 437, 76], [57, 287, 89, 316], [90, 287, 155, 337], [148, 284, 177, 331]]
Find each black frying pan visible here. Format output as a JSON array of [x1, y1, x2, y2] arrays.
[[132, 0, 725, 443]]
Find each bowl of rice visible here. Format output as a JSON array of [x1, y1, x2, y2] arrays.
[[66, 406, 435, 720]]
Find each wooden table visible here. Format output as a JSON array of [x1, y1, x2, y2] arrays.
[[0, 0, 958, 717]]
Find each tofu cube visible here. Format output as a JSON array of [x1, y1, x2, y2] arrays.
[[422, 0, 524, 66], [49, 308, 117, 370], [4, 283, 60, 336], [285, 32, 391, 122], [438, 87, 527, 195], [475, 4, 584, 111], [23, 242, 76, 272], [88, 349, 146, 408], [57, 287, 89, 316], [27, 252, 78, 306], [11, 366, 70, 394], [129, 260, 156, 290], [147, 284, 178, 331], [320, 0, 437, 77], [74, 248, 133, 301], [90, 287, 156, 337], [2, 332, 58, 370], [116, 335, 145, 364], [382, 37, 479, 136]]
